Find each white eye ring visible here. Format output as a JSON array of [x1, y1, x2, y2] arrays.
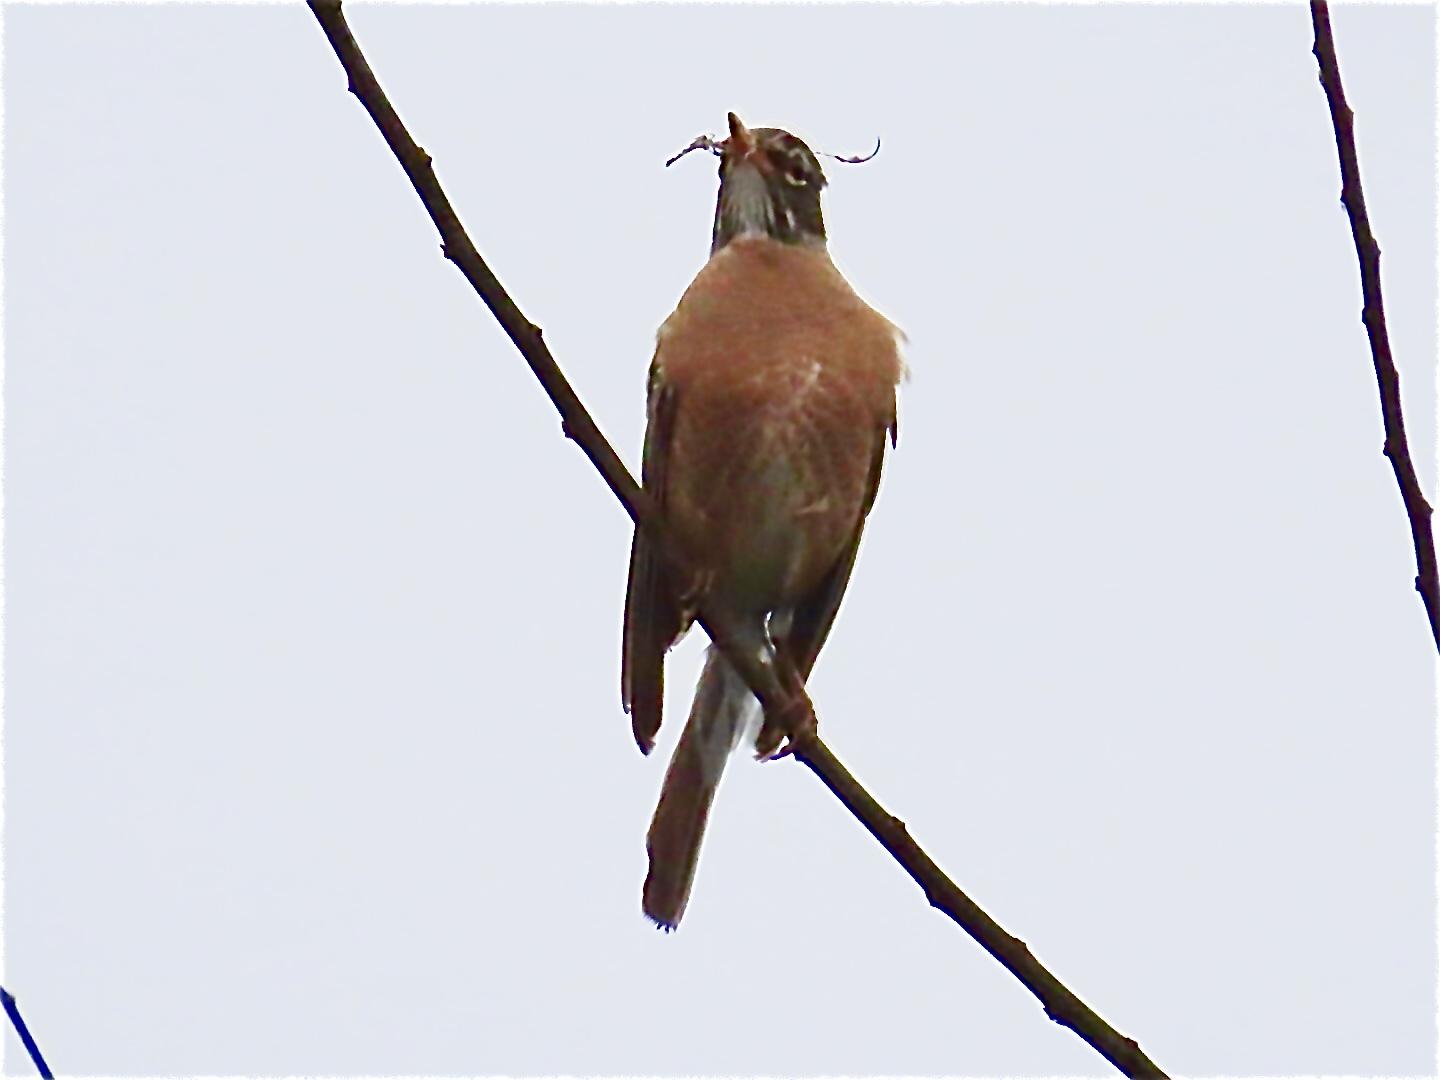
[[783, 166, 808, 187]]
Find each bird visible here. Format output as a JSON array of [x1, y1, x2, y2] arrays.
[[622, 113, 902, 930]]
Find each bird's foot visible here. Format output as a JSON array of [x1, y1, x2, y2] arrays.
[[754, 691, 818, 761]]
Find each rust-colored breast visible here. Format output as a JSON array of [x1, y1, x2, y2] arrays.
[[654, 237, 901, 613]]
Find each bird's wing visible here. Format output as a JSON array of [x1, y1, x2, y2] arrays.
[[622, 360, 688, 755], [777, 418, 893, 683]]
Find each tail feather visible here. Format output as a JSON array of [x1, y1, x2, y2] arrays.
[[642, 646, 752, 930]]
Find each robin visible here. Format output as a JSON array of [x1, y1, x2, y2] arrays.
[[622, 113, 902, 930]]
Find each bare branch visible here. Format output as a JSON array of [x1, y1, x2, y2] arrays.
[[304, 3, 1170, 1075], [1311, 0, 1439, 650], [799, 740, 1168, 1077]]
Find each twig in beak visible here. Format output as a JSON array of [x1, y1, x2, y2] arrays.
[[665, 134, 722, 168]]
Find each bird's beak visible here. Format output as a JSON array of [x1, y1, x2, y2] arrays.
[[722, 111, 762, 171], [726, 112, 754, 156]]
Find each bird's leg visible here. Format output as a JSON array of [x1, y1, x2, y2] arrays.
[[754, 654, 818, 760]]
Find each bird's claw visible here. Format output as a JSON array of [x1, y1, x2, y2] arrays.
[[754, 695, 818, 761]]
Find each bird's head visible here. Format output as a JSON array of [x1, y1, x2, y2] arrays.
[[668, 113, 830, 254]]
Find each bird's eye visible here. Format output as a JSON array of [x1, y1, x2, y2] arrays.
[[782, 162, 809, 187]]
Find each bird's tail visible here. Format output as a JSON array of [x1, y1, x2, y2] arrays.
[[642, 644, 753, 930]]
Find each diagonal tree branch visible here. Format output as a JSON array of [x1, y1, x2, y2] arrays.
[[1310, 0, 1439, 652], [305, 3, 1169, 1075]]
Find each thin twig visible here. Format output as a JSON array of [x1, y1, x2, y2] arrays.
[[1311, 0, 1439, 651], [1, 986, 54, 1079], [304, 3, 1170, 1075]]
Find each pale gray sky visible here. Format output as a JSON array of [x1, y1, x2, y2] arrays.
[[3, 3, 1436, 1075]]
